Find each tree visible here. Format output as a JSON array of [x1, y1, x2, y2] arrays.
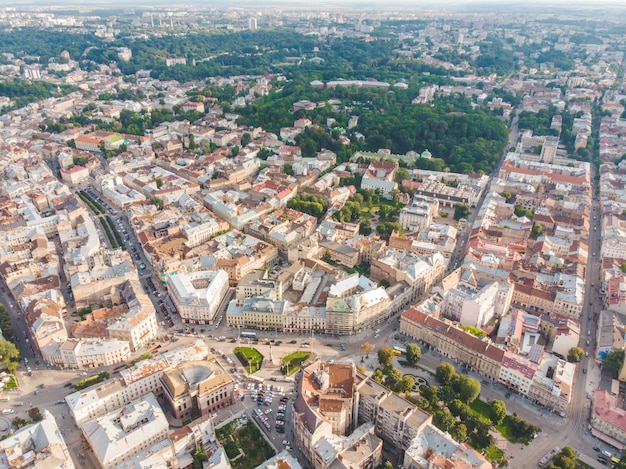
[[604, 349, 625, 379], [398, 375, 415, 393], [451, 423, 467, 442], [436, 363, 455, 385], [193, 444, 209, 469], [360, 342, 375, 359], [284, 164, 295, 176], [155, 177, 163, 189], [551, 453, 576, 469], [359, 219, 372, 236], [28, 407, 43, 422], [241, 133, 251, 147], [12, 416, 27, 429], [531, 223, 543, 239], [490, 399, 507, 425], [0, 339, 20, 373], [500, 191, 512, 202], [396, 167, 410, 184], [567, 347, 584, 363], [454, 203, 470, 221], [453, 375, 481, 404], [378, 346, 395, 368], [386, 367, 402, 390], [406, 343, 421, 366], [433, 409, 456, 432]]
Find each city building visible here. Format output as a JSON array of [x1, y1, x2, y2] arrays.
[[402, 423, 491, 469], [442, 281, 512, 328], [0, 410, 75, 469], [591, 390, 626, 451], [360, 161, 398, 198], [160, 358, 235, 420], [400, 308, 505, 381], [291, 361, 383, 469], [167, 270, 230, 324], [81, 393, 169, 469]]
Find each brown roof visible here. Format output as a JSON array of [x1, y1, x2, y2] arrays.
[[402, 308, 505, 363]]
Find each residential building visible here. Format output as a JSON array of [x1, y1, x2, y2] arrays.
[[399, 195, 439, 231], [402, 424, 490, 469], [226, 298, 290, 332], [400, 308, 505, 381], [66, 340, 209, 424], [591, 390, 626, 450], [236, 270, 281, 300], [354, 372, 432, 450], [0, 410, 74, 469], [442, 281, 512, 328], [291, 361, 384, 469], [167, 270, 230, 324], [360, 161, 398, 198], [81, 393, 169, 469], [325, 274, 390, 335]]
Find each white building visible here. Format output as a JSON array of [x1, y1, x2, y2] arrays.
[[442, 281, 511, 328], [167, 270, 230, 324], [399, 195, 439, 231], [81, 393, 169, 469], [0, 410, 75, 469], [43, 336, 131, 370]]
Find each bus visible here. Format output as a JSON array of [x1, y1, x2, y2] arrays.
[[241, 331, 257, 340], [393, 346, 406, 356]]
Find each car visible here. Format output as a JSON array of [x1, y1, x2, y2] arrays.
[[585, 352, 589, 357], [583, 368, 587, 374], [265, 409, 272, 414], [282, 440, 290, 446], [2, 409, 14, 414], [80, 372, 88, 376], [64, 382, 73, 388], [289, 340, 297, 344], [139, 263, 146, 270]]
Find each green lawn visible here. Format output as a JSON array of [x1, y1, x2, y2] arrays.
[[469, 399, 532, 444], [216, 421, 275, 469], [3, 375, 17, 390], [281, 351, 313, 376], [484, 445, 504, 462], [469, 399, 492, 420], [234, 347, 264, 374]]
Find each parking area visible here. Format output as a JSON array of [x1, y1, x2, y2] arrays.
[[207, 348, 296, 455]]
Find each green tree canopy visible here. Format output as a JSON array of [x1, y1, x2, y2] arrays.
[[490, 399, 507, 425], [604, 349, 625, 379], [0, 339, 20, 373], [452, 375, 481, 404], [454, 203, 470, 221], [567, 347, 584, 363], [398, 375, 415, 393], [436, 363, 456, 385], [378, 346, 395, 368], [405, 343, 421, 366]]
